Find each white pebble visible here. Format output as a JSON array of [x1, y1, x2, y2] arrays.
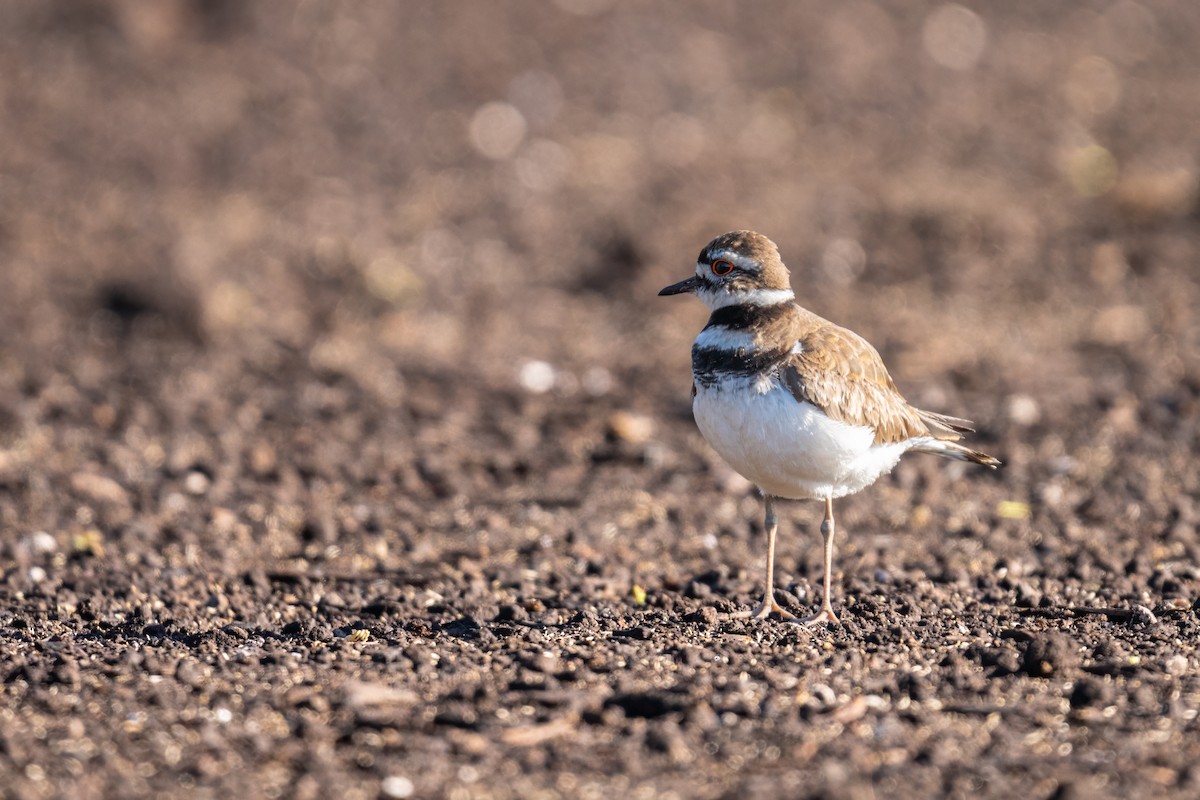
[[381, 776, 415, 799], [184, 470, 210, 496], [28, 531, 57, 554], [1007, 394, 1041, 426], [518, 360, 556, 394]]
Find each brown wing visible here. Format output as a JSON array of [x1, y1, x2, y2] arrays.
[[780, 322, 933, 445]]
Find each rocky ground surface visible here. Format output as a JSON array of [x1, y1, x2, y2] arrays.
[[2, 2, 1200, 798]]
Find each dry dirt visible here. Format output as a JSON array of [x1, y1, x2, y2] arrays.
[[2, 2, 1200, 798]]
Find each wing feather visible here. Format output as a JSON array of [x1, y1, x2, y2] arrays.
[[780, 323, 933, 445]]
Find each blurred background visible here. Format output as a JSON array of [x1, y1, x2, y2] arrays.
[[2, 0, 1198, 566], [3, 1, 1200, 798]]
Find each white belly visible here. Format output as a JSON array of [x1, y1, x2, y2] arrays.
[[693, 377, 909, 500]]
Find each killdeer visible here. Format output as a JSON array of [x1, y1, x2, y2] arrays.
[[660, 231, 999, 625]]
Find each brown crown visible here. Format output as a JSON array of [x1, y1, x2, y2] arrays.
[[701, 231, 792, 291]]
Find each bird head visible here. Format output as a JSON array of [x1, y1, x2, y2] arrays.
[[659, 231, 794, 310]]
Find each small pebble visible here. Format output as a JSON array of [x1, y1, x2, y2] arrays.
[[70, 472, 130, 506], [249, 441, 277, 476], [682, 606, 718, 625], [518, 360, 556, 393], [1022, 633, 1080, 678], [607, 411, 654, 444], [1006, 394, 1041, 426], [1014, 582, 1042, 608], [997, 501, 1031, 521], [809, 683, 837, 708], [381, 776, 415, 799], [496, 604, 528, 622], [184, 470, 210, 496], [27, 532, 58, 555], [1130, 605, 1158, 627], [616, 625, 653, 640], [1165, 655, 1189, 676]]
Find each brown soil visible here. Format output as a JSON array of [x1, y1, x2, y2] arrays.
[[2, 2, 1200, 798]]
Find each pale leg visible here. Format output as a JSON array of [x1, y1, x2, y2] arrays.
[[732, 495, 797, 621], [795, 495, 840, 626]]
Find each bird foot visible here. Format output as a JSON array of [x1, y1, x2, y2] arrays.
[[789, 605, 841, 627], [729, 594, 797, 622]]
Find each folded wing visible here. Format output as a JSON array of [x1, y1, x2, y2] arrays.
[[780, 321, 958, 446]]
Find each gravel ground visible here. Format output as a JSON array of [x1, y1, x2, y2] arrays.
[[2, 2, 1200, 798]]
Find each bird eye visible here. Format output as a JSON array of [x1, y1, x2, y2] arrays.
[[711, 259, 734, 276]]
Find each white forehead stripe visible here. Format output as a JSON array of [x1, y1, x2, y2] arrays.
[[791, 340, 804, 355], [710, 250, 763, 271], [694, 326, 758, 351], [694, 251, 764, 276]]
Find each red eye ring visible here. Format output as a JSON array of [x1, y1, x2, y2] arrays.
[[711, 259, 734, 276]]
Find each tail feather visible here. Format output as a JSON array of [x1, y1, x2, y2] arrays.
[[912, 437, 1001, 468], [917, 408, 977, 438]]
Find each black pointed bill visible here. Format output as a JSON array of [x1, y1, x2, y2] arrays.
[[658, 275, 701, 296]]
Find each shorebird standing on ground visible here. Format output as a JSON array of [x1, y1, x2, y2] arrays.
[[660, 231, 999, 625]]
